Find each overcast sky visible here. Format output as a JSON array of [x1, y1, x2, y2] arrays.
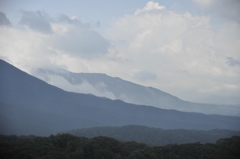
[[0, 0, 240, 105]]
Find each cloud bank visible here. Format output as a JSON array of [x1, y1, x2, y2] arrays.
[[106, 1, 240, 104], [0, 1, 239, 105]]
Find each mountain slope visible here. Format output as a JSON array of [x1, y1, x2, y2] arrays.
[[37, 69, 240, 116], [64, 125, 240, 146], [0, 102, 100, 136], [0, 59, 240, 136]]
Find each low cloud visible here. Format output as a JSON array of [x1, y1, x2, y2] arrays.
[[19, 10, 53, 33], [226, 57, 240, 66], [0, 11, 11, 26], [35, 72, 116, 100]]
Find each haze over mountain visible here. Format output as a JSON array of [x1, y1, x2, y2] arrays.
[[1, 59, 240, 136], [36, 68, 240, 116], [64, 125, 240, 146]]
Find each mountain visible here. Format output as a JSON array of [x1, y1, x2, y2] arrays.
[[63, 125, 240, 146], [36, 69, 240, 116], [0, 59, 240, 136]]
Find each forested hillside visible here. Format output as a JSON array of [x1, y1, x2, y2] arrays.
[[64, 125, 240, 146], [0, 134, 239, 159]]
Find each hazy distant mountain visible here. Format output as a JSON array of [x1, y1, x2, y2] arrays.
[[36, 68, 240, 116], [0, 59, 240, 136], [64, 125, 240, 146]]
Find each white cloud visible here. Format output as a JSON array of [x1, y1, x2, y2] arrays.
[[0, 11, 111, 75], [134, 1, 165, 15], [0, 26, 60, 73], [106, 1, 240, 104]]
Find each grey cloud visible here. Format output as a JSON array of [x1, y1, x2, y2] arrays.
[[52, 26, 109, 59], [195, 0, 240, 23], [57, 14, 88, 27], [54, 14, 108, 59], [0, 11, 11, 26], [19, 10, 52, 33], [17, 11, 109, 59], [214, 0, 240, 23], [96, 21, 101, 28], [226, 57, 240, 66], [134, 70, 157, 81], [58, 14, 100, 29]]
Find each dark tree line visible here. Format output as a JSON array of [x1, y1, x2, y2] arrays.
[[0, 134, 240, 159]]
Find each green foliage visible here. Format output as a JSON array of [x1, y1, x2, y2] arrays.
[[0, 134, 240, 159]]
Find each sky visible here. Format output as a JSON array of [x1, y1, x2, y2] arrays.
[[0, 0, 240, 105]]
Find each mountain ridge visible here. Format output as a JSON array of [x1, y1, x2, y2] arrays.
[[0, 59, 240, 136], [36, 68, 240, 116]]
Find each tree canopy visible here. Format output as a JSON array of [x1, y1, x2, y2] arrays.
[[0, 134, 239, 159]]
